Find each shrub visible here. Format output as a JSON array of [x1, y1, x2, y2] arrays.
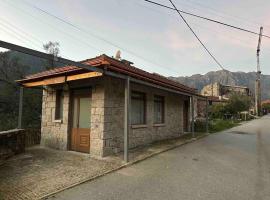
[[209, 119, 238, 133], [194, 120, 206, 132]]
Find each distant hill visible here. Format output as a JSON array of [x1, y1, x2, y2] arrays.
[[4, 50, 64, 75], [5, 50, 46, 74], [2, 50, 270, 100], [170, 70, 270, 100]]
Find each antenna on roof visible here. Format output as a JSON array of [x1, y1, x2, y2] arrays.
[[115, 50, 121, 60]]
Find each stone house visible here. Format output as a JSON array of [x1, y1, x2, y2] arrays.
[[201, 82, 252, 100], [17, 55, 199, 158]]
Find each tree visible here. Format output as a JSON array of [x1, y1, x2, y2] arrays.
[[225, 93, 251, 116], [210, 93, 252, 119], [262, 102, 270, 114], [43, 41, 60, 70], [210, 103, 226, 119], [0, 51, 42, 131]]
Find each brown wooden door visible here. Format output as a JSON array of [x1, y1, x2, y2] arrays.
[[183, 100, 189, 132], [71, 93, 91, 153]]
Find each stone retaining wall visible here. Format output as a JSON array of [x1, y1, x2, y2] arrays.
[[0, 129, 25, 163]]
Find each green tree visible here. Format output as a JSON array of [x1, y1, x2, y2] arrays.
[[262, 102, 270, 114], [210, 93, 252, 119], [0, 51, 42, 131], [210, 103, 226, 119], [225, 93, 251, 116]]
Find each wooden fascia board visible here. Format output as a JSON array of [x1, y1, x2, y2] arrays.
[[66, 72, 102, 81], [22, 72, 103, 87]]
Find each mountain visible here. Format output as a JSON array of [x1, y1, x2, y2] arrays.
[[5, 50, 46, 74], [3, 50, 64, 75], [170, 70, 270, 100], [2, 50, 270, 100]]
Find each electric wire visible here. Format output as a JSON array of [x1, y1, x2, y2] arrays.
[[0, 21, 41, 51], [19, 0, 182, 75], [145, 0, 270, 39], [2, 0, 102, 53], [168, 0, 224, 70]]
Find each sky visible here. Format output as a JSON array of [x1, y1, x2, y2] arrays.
[[0, 0, 270, 76]]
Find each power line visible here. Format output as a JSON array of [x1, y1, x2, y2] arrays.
[[19, 0, 182, 75], [0, 24, 38, 50], [2, 0, 102, 53], [138, 1, 270, 56], [179, 0, 267, 30], [167, 0, 224, 70], [0, 21, 41, 50], [0, 17, 43, 48], [145, 0, 270, 39], [184, 0, 270, 31]]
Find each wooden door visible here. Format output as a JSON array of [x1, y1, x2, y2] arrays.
[[183, 100, 189, 132], [71, 93, 91, 153]]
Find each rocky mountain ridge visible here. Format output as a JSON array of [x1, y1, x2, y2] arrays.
[[170, 70, 270, 100]]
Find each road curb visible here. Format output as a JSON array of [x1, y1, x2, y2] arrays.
[[40, 132, 209, 200]]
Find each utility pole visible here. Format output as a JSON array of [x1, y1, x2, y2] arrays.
[[255, 27, 263, 116]]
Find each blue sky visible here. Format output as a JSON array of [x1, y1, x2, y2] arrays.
[[0, 0, 270, 76]]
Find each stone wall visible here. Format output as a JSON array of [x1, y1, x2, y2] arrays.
[[90, 79, 107, 157], [201, 82, 250, 99], [39, 76, 189, 157], [41, 87, 69, 150], [102, 76, 186, 156], [0, 129, 25, 163], [201, 82, 220, 97]]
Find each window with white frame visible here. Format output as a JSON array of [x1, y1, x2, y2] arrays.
[[131, 91, 146, 125], [154, 95, 164, 124]]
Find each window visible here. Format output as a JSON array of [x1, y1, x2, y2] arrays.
[[154, 95, 165, 124], [55, 90, 64, 120], [131, 91, 146, 125]]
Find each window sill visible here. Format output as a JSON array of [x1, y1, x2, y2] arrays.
[[53, 119, 62, 123], [131, 124, 147, 129], [153, 123, 165, 127]]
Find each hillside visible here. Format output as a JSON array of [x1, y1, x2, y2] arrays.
[[170, 70, 270, 100], [3, 50, 64, 74]]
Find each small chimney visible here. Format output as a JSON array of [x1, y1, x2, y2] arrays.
[[115, 50, 121, 60]]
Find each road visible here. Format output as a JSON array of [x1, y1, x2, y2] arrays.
[[49, 116, 270, 200]]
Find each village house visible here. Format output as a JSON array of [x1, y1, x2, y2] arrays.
[[201, 82, 252, 100], [17, 54, 201, 158]]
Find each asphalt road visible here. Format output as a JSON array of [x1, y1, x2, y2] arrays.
[[49, 115, 270, 200]]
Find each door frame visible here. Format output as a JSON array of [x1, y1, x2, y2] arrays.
[[68, 87, 92, 152]]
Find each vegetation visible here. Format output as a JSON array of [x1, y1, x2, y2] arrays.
[[194, 119, 239, 133], [194, 93, 250, 134], [208, 119, 239, 133], [210, 93, 252, 119], [0, 192, 3, 200], [0, 51, 43, 131], [43, 41, 60, 70], [262, 102, 270, 114], [0, 41, 61, 131]]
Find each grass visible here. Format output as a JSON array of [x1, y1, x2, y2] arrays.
[[209, 119, 240, 133], [0, 192, 4, 200], [194, 119, 240, 134]]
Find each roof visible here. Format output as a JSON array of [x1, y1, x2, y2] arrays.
[[17, 54, 197, 94], [206, 96, 227, 102], [262, 99, 270, 105], [222, 84, 249, 89]]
